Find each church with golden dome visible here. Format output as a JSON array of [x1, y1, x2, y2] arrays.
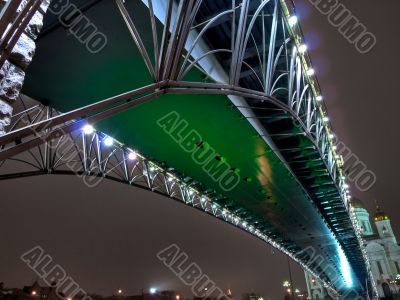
[[305, 198, 400, 299], [352, 198, 400, 299]]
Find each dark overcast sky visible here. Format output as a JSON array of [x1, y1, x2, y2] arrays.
[[0, 176, 306, 300], [1, 1, 400, 300], [295, 0, 400, 232]]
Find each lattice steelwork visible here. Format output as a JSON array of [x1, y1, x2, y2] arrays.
[[0, 0, 377, 297], [0, 95, 338, 296]]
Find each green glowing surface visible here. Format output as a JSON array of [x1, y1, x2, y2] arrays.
[[23, 0, 346, 281]]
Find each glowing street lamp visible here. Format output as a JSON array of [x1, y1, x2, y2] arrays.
[[82, 124, 94, 135], [31, 291, 37, 296], [150, 288, 156, 294], [103, 136, 114, 146], [306, 68, 315, 76], [128, 151, 137, 160], [117, 289, 123, 295], [298, 44, 307, 53], [283, 280, 291, 287], [288, 15, 298, 27]]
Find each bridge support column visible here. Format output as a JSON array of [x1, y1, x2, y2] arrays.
[[0, 0, 50, 135]]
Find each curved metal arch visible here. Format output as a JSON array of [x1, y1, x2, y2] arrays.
[[0, 119, 339, 296], [179, 8, 235, 78], [0, 81, 373, 295], [0, 0, 377, 296]]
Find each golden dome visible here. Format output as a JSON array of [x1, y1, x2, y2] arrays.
[[351, 198, 365, 209], [373, 205, 389, 221]]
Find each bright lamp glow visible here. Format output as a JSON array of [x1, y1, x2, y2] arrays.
[[306, 68, 315, 76], [339, 247, 353, 287], [128, 151, 137, 160], [103, 137, 114, 146], [316, 95, 323, 101], [82, 124, 94, 134], [150, 288, 156, 294], [322, 116, 329, 122], [283, 281, 290, 287], [288, 15, 298, 27], [298, 44, 307, 53]]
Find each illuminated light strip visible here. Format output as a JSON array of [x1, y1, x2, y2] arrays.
[[339, 246, 353, 287], [78, 2, 367, 293], [81, 124, 339, 296], [348, 202, 379, 297], [281, 1, 347, 193], [281, 2, 378, 296]]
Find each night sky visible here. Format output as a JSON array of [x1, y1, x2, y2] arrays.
[[295, 0, 400, 230], [1, 1, 400, 300]]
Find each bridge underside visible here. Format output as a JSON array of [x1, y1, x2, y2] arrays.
[[0, 0, 374, 296]]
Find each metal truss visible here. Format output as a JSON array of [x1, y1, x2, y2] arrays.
[[0, 0, 377, 296], [0, 96, 339, 297]]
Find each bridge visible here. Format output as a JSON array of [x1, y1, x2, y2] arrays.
[[0, 0, 377, 298]]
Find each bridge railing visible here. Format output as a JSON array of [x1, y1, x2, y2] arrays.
[[0, 0, 377, 296]]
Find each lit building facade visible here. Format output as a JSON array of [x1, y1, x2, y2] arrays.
[[305, 198, 400, 299], [352, 199, 400, 298]]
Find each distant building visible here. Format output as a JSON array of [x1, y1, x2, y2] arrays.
[[0, 284, 184, 300], [0, 281, 65, 300], [296, 290, 308, 300], [241, 293, 262, 300], [92, 290, 181, 300], [305, 198, 400, 299], [118, 291, 178, 300], [282, 288, 308, 300], [352, 199, 400, 298]]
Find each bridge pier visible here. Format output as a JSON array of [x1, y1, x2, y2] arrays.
[[0, 0, 50, 135]]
